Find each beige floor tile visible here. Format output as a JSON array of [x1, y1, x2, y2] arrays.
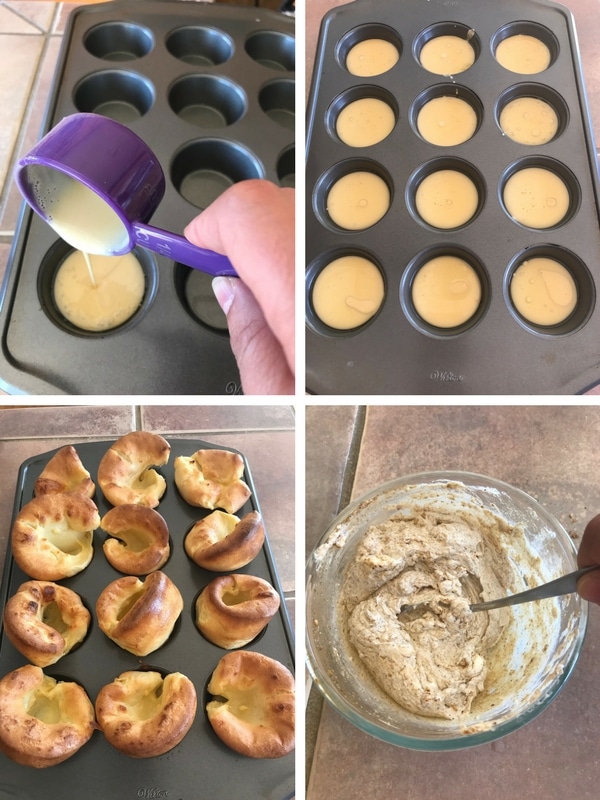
[[3, 1, 56, 32], [0, 34, 43, 194]]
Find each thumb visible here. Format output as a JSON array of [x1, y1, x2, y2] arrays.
[[213, 277, 294, 395], [577, 571, 600, 605]]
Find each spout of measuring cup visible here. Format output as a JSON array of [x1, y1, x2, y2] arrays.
[[132, 222, 237, 277]]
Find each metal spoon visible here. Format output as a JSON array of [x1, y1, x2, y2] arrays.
[[399, 563, 600, 616]]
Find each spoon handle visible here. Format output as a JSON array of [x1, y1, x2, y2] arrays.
[[470, 564, 600, 612]]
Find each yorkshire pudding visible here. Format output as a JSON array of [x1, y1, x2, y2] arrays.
[[34, 445, 95, 498], [96, 670, 197, 758], [0, 665, 95, 768], [2, 580, 91, 667], [174, 449, 251, 513], [97, 432, 170, 508], [96, 571, 183, 656], [11, 493, 99, 580], [206, 651, 295, 759], [184, 510, 264, 571], [196, 573, 280, 649], [101, 504, 170, 575]]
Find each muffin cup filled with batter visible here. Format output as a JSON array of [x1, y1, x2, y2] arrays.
[[314, 159, 393, 232], [414, 22, 480, 76], [496, 83, 568, 146], [307, 249, 386, 335], [39, 239, 157, 336], [411, 84, 482, 147], [407, 157, 485, 231], [500, 156, 580, 230], [401, 246, 489, 336], [492, 21, 558, 75], [337, 23, 402, 77], [504, 244, 594, 336], [328, 85, 398, 148]]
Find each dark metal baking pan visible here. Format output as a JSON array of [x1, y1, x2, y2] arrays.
[[305, 0, 600, 394], [0, 438, 294, 799], [0, 0, 295, 394]]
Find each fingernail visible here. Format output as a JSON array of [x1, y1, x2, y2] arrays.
[[212, 276, 236, 315]]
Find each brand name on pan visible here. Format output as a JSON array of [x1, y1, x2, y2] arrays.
[[430, 369, 464, 382], [137, 789, 169, 799]]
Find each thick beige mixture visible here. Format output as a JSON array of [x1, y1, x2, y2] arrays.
[[341, 502, 516, 720]]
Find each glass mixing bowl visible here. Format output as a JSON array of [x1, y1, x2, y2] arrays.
[[306, 471, 588, 750]]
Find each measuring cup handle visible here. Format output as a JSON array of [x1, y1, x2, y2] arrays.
[[132, 222, 238, 277]]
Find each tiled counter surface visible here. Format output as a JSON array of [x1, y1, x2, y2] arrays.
[[306, 406, 600, 799], [305, 0, 600, 394], [0, 404, 296, 628]]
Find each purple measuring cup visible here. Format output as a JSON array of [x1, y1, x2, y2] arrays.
[[14, 112, 237, 277]]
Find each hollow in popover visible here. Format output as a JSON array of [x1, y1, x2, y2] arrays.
[[184, 510, 264, 571], [97, 431, 170, 508], [196, 573, 280, 649], [101, 504, 170, 575], [96, 571, 183, 656], [96, 670, 197, 758], [33, 445, 95, 498], [11, 493, 99, 580], [206, 651, 295, 758], [0, 665, 95, 767], [2, 580, 91, 667], [174, 449, 251, 513]]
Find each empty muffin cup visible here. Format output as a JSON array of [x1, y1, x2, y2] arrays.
[[168, 74, 246, 128], [496, 83, 568, 145], [407, 158, 484, 230], [170, 139, 264, 208], [244, 30, 295, 71], [174, 263, 228, 332], [336, 24, 402, 77], [328, 85, 398, 147], [39, 239, 157, 336], [307, 250, 386, 333], [166, 25, 234, 66], [258, 79, 295, 130], [84, 21, 154, 61], [410, 84, 482, 147], [276, 145, 295, 188], [505, 245, 594, 336], [314, 159, 392, 231], [492, 21, 559, 74], [401, 246, 489, 336], [500, 156, 580, 229], [73, 70, 155, 122], [414, 22, 480, 76]]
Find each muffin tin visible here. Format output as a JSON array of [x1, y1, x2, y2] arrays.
[[0, 438, 294, 799], [305, 0, 600, 394], [0, 0, 295, 394]]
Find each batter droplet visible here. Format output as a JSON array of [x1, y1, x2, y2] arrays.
[[346, 296, 377, 314]]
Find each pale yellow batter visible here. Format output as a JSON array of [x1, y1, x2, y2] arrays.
[[420, 34, 475, 75], [346, 38, 399, 77], [510, 257, 577, 325], [336, 97, 396, 147], [503, 167, 570, 229], [499, 96, 558, 145], [495, 34, 551, 74], [54, 250, 146, 331], [341, 495, 513, 719], [312, 255, 384, 330], [412, 255, 481, 328], [416, 95, 478, 146], [415, 170, 479, 229], [326, 171, 390, 230]]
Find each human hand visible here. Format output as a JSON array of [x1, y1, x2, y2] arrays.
[[184, 179, 294, 395], [577, 514, 600, 604]]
